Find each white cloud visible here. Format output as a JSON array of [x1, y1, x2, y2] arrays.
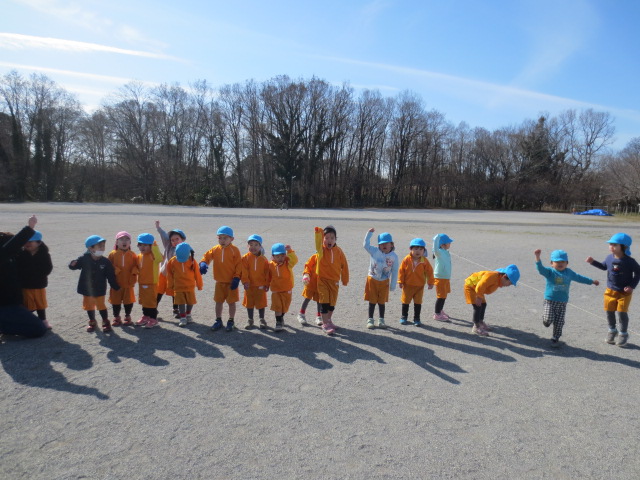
[[0, 33, 180, 61]]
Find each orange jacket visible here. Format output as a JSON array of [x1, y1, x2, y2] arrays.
[[314, 228, 349, 285], [200, 244, 242, 282], [398, 254, 435, 287], [241, 252, 270, 288], [268, 250, 298, 292], [166, 256, 203, 293], [137, 242, 163, 285], [464, 271, 502, 302], [108, 249, 139, 288]]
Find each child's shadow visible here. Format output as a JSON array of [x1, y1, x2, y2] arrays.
[[0, 332, 109, 399], [197, 323, 385, 370], [98, 324, 224, 365]]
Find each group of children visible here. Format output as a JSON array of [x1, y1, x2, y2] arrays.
[[13, 215, 639, 347]]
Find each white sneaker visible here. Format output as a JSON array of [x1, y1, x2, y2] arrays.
[[315, 316, 323, 326], [366, 318, 375, 329], [377, 318, 387, 329], [186, 314, 194, 324], [178, 317, 187, 327], [297, 313, 308, 325]]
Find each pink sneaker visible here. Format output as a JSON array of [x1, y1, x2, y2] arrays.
[[42, 319, 52, 330], [136, 315, 150, 326], [322, 323, 335, 335], [112, 316, 123, 327], [479, 321, 492, 331], [145, 317, 159, 329], [327, 319, 338, 330], [472, 325, 489, 336], [440, 310, 450, 320], [433, 313, 450, 322]]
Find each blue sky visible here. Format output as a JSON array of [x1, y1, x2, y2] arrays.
[[1, 0, 639, 149]]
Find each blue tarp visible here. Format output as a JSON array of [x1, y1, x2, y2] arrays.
[[573, 209, 613, 216]]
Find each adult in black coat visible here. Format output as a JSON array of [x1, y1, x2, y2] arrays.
[[0, 215, 47, 338]]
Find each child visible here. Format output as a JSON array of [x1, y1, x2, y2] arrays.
[[135, 233, 163, 328], [314, 226, 349, 335], [167, 242, 203, 327], [297, 253, 322, 327], [268, 243, 298, 331], [363, 228, 399, 329], [587, 233, 640, 347], [17, 230, 53, 329], [69, 235, 120, 333], [241, 234, 270, 329], [200, 226, 242, 332], [432, 233, 454, 322], [108, 231, 139, 326], [398, 238, 434, 327], [464, 264, 520, 336], [156, 221, 186, 318], [535, 249, 599, 348]]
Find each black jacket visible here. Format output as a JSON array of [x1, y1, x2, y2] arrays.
[[0, 226, 35, 306], [69, 253, 120, 297], [17, 242, 53, 289]]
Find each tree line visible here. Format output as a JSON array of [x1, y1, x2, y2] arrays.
[[1, 70, 636, 211]]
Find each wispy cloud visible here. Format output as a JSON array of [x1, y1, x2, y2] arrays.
[[0, 33, 181, 61]]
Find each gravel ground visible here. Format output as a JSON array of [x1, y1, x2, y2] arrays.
[[1, 203, 639, 479]]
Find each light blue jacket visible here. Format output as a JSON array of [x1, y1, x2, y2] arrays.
[[363, 231, 399, 290], [536, 261, 594, 302], [432, 234, 452, 279]]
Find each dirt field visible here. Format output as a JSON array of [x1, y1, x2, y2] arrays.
[[1, 203, 639, 479]]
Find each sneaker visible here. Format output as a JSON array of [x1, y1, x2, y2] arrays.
[[297, 313, 308, 326], [42, 319, 52, 330], [186, 314, 194, 324], [471, 325, 489, 336], [366, 318, 375, 329], [225, 320, 235, 332], [178, 317, 187, 327], [112, 316, 123, 327], [440, 310, 450, 320], [322, 323, 335, 335], [136, 315, 149, 326], [275, 320, 284, 332], [616, 333, 629, 347], [543, 318, 552, 327], [245, 320, 255, 330], [123, 315, 133, 326], [433, 313, 450, 322], [377, 318, 387, 329], [86, 320, 97, 333], [399, 317, 409, 325], [413, 319, 422, 327], [315, 316, 323, 326], [173, 309, 180, 319], [145, 317, 159, 329], [550, 338, 562, 348], [102, 319, 112, 333], [605, 330, 618, 344], [259, 318, 267, 329], [326, 320, 338, 331], [211, 319, 223, 331], [479, 321, 493, 331]]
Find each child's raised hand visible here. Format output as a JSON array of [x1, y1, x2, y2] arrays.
[[28, 215, 37, 229], [155, 220, 160, 228], [368, 228, 375, 233], [285, 244, 292, 252], [534, 249, 541, 256], [586, 256, 594, 264]]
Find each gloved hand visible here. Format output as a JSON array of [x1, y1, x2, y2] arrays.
[[230, 277, 240, 290], [302, 274, 310, 285], [199, 262, 208, 275]]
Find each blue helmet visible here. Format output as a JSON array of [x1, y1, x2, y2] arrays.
[[248, 234, 263, 245], [410, 238, 426, 248], [377, 232, 393, 244], [168, 229, 186, 240], [176, 242, 192, 262], [435, 233, 454, 247], [607, 233, 632, 255], [137, 233, 155, 245], [85, 235, 106, 248], [217, 226, 234, 237], [550, 250, 568, 262], [29, 230, 42, 242], [496, 264, 520, 286], [271, 243, 286, 255]]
